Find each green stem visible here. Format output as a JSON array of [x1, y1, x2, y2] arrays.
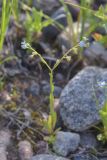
[[52, 43, 79, 71], [80, 13, 85, 40], [0, 0, 6, 50], [49, 70, 55, 115], [0, 0, 13, 50], [60, 0, 77, 45], [29, 46, 51, 71], [29, 46, 55, 116], [104, 128, 107, 139]]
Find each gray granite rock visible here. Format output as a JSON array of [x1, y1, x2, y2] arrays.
[[33, 0, 60, 16], [53, 131, 80, 156], [42, 0, 80, 40], [32, 154, 69, 160], [95, 0, 107, 5], [4, 59, 27, 77], [25, 82, 40, 96], [43, 7, 67, 40], [55, 73, 64, 82], [83, 42, 107, 67], [80, 132, 98, 148], [56, 27, 72, 53], [60, 66, 107, 131], [73, 153, 98, 160]]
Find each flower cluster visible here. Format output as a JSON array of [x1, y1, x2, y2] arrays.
[[21, 41, 30, 49], [79, 37, 89, 48]]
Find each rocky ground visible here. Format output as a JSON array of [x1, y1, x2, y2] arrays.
[[1, 0, 107, 160]]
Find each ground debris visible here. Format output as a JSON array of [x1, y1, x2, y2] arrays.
[[18, 140, 33, 160], [0, 130, 11, 160]]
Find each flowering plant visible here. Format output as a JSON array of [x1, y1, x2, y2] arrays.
[[21, 40, 86, 143]]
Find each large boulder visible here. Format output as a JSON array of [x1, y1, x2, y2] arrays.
[[60, 67, 107, 131]]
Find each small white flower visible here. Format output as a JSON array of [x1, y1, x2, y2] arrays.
[[79, 37, 89, 48], [79, 40, 86, 47], [97, 81, 106, 87], [21, 41, 29, 49]]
